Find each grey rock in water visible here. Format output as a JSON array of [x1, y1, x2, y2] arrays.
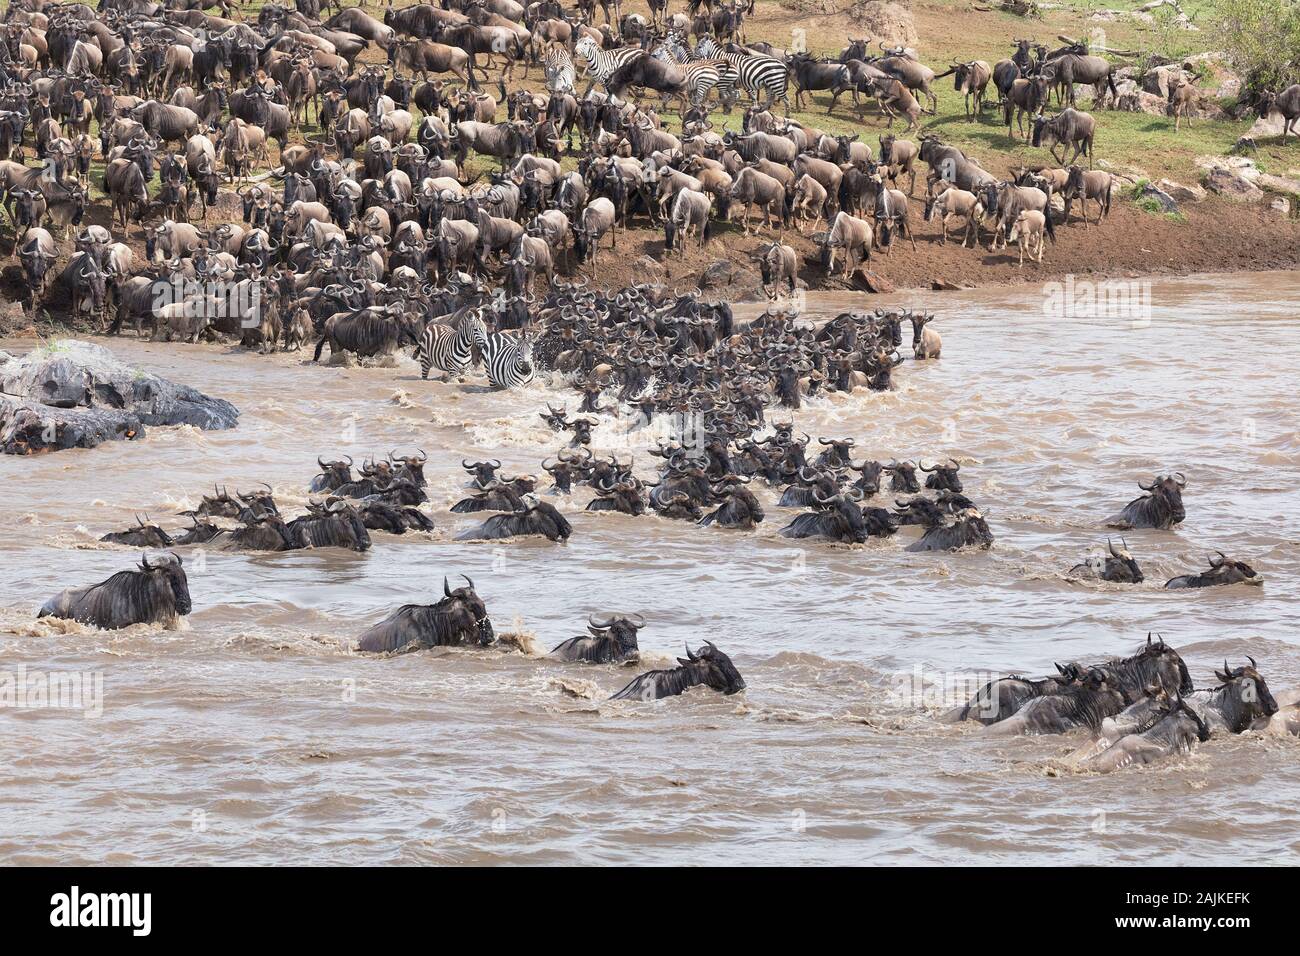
[[0, 340, 238, 454]]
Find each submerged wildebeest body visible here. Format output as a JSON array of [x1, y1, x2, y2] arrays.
[[952, 636, 1192, 729], [1165, 552, 1263, 589], [1106, 473, 1186, 529], [356, 577, 494, 653], [550, 613, 645, 664], [457, 498, 573, 541], [609, 641, 745, 701], [39, 553, 191, 630], [1069, 538, 1143, 583]]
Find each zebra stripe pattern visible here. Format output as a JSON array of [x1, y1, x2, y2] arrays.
[[574, 36, 646, 92], [416, 312, 483, 380], [652, 36, 736, 105], [542, 47, 576, 95], [474, 326, 536, 389], [695, 36, 789, 109]]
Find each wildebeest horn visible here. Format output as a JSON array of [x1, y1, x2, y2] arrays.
[[1248, 655, 1257, 669], [462, 574, 474, 590], [685, 643, 697, 661], [443, 577, 452, 597]]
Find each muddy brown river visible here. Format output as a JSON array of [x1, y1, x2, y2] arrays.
[[2, 271, 1298, 865]]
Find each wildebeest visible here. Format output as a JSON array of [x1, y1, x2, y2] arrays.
[[905, 506, 994, 552], [699, 477, 765, 529], [983, 666, 1126, 736], [1008, 209, 1048, 266], [755, 239, 798, 299], [1071, 691, 1210, 773], [923, 186, 981, 247], [1189, 658, 1278, 733], [313, 304, 420, 362], [100, 514, 175, 548], [1069, 538, 1143, 583], [39, 553, 191, 629], [909, 312, 941, 358], [1031, 107, 1095, 167], [1062, 165, 1112, 227], [1165, 552, 1263, 590], [457, 497, 573, 541], [1106, 473, 1186, 530], [941, 59, 991, 120], [943, 664, 1080, 725], [819, 210, 872, 277], [550, 613, 645, 664], [1257, 84, 1300, 142], [355, 576, 494, 653], [609, 641, 745, 700]]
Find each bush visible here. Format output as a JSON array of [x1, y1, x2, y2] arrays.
[[1207, 0, 1300, 96]]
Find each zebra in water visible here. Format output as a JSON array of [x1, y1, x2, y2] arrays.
[[695, 36, 790, 111], [415, 311, 484, 381], [474, 326, 536, 389], [542, 47, 577, 95], [651, 35, 736, 107], [575, 35, 645, 96]]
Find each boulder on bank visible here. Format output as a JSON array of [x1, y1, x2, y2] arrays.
[[0, 340, 239, 454]]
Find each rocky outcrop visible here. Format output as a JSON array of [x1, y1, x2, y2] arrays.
[[1202, 168, 1263, 201], [0, 340, 239, 454], [1155, 178, 1205, 203]]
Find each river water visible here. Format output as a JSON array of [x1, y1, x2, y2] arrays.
[[1, 270, 1297, 865]]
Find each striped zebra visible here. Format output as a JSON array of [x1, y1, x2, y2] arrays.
[[474, 326, 536, 389], [695, 36, 790, 112], [574, 35, 645, 96], [651, 35, 736, 107], [415, 311, 484, 381], [542, 47, 576, 96]]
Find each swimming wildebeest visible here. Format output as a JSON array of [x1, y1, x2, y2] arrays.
[[100, 514, 175, 548], [1069, 538, 1143, 583], [39, 553, 192, 629], [456, 497, 573, 541], [1165, 552, 1263, 590], [550, 613, 645, 664], [609, 641, 746, 700], [355, 576, 494, 653], [1106, 473, 1186, 530]]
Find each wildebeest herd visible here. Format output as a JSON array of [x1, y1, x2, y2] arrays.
[[2, 0, 1146, 343], [8, 0, 1287, 765]]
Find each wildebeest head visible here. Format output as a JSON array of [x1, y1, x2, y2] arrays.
[[886, 459, 920, 493], [197, 484, 243, 518], [100, 513, 174, 548], [140, 552, 192, 617], [1165, 552, 1262, 590], [920, 459, 961, 492], [1085, 537, 1143, 583], [1213, 657, 1279, 730], [463, 458, 502, 488], [681, 641, 746, 695], [442, 574, 494, 645]]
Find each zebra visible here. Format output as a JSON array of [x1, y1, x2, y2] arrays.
[[574, 35, 645, 97], [474, 326, 536, 389], [651, 36, 735, 107], [695, 36, 790, 112], [542, 47, 576, 96], [415, 311, 484, 381]]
